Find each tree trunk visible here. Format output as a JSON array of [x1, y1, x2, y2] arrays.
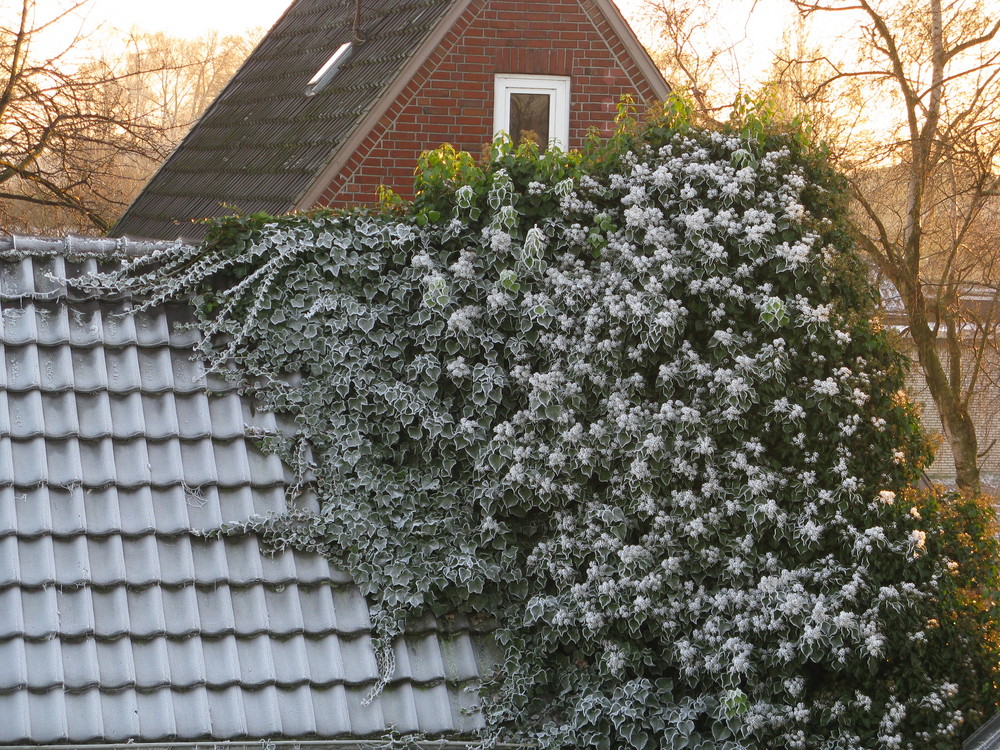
[[897, 273, 982, 495]]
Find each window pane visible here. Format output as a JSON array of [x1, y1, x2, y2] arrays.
[[509, 92, 550, 146]]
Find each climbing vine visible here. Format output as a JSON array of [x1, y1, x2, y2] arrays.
[[90, 100, 999, 748]]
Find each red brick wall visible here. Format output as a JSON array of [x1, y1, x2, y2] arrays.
[[315, 0, 661, 207]]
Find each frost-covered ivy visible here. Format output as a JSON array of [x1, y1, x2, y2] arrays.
[[89, 102, 999, 749]]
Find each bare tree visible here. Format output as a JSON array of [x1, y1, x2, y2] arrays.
[[119, 30, 258, 137], [0, 1, 261, 234], [0, 0, 171, 232], [637, 0, 753, 117], [775, 0, 1000, 494]]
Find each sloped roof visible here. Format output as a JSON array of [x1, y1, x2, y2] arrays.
[[0, 237, 494, 744], [112, 0, 460, 242]]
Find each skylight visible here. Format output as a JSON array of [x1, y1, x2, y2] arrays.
[[306, 42, 353, 96]]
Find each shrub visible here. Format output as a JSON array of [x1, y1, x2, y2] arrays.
[[93, 98, 1000, 748]]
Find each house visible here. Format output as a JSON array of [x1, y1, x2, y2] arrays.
[[0, 235, 499, 745], [112, 0, 670, 241]]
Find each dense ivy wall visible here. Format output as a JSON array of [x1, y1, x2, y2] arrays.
[[93, 102, 999, 749]]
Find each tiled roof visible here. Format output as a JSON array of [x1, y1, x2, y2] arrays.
[[0, 237, 495, 744], [112, 0, 459, 242]]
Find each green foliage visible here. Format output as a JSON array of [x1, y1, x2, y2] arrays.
[[92, 98, 1000, 749]]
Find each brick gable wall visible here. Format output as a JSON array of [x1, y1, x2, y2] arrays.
[[314, 0, 661, 207]]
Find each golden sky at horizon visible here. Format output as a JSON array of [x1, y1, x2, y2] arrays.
[[28, 0, 805, 97]]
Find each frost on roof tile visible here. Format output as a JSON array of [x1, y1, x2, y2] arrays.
[[0, 248, 491, 744]]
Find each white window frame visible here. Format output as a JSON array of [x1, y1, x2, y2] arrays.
[[493, 74, 570, 149]]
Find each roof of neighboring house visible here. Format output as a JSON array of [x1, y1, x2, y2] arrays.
[[112, 0, 669, 242], [113, 0, 459, 242], [0, 236, 495, 745]]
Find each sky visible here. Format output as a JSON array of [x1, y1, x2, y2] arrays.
[[71, 0, 290, 38], [33, 0, 797, 94]]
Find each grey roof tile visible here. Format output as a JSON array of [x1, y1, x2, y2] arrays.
[[180, 488, 225, 532], [98, 307, 138, 348], [311, 684, 352, 735], [205, 685, 248, 737], [76, 393, 114, 436], [339, 635, 380, 683], [179, 439, 220, 485], [28, 689, 69, 743], [270, 634, 310, 683], [108, 392, 146, 437], [70, 347, 108, 392], [0, 637, 27, 689], [0, 486, 14, 528], [37, 346, 74, 391], [98, 689, 141, 740], [117, 487, 159, 535], [91, 587, 131, 637], [0, 585, 23, 634], [229, 588, 269, 635], [87, 536, 127, 587], [274, 683, 319, 735], [155, 537, 196, 581], [243, 686, 286, 737], [0, 535, 19, 586], [57, 588, 97, 638], [0, 440, 12, 486], [126, 587, 168, 638], [190, 537, 230, 582], [303, 633, 347, 683], [113, 0, 460, 241], [131, 637, 171, 686], [0, 690, 29, 742], [52, 536, 91, 583], [145, 440, 183, 486], [168, 686, 213, 736], [18, 535, 55, 587], [262, 584, 308, 634], [68, 305, 106, 347], [133, 310, 172, 348], [42, 391, 81, 437], [216, 486, 262, 524], [46, 440, 85, 487], [35, 304, 72, 347], [148, 485, 197, 533], [96, 637, 137, 688], [24, 638, 63, 688], [160, 586, 201, 636], [0, 247, 491, 743], [175, 392, 214, 437], [296, 583, 343, 632], [236, 634, 276, 686], [203, 634, 242, 685], [83, 487, 124, 536], [3, 307, 38, 346], [135, 688, 177, 738], [166, 636, 206, 686], [104, 347, 143, 392], [378, 685, 423, 734], [195, 585, 237, 633], [48, 487, 88, 535], [343, 684, 387, 736], [61, 691, 105, 740], [79, 438, 120, 486], [12, 486, 50, 538], [60, 639, 100, 687], [122, 535, 162, 585], [21, 587, 60, 639]]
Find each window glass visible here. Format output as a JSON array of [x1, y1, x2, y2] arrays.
[[493, 75, 570, 149], [509, 92, 551, 146]]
